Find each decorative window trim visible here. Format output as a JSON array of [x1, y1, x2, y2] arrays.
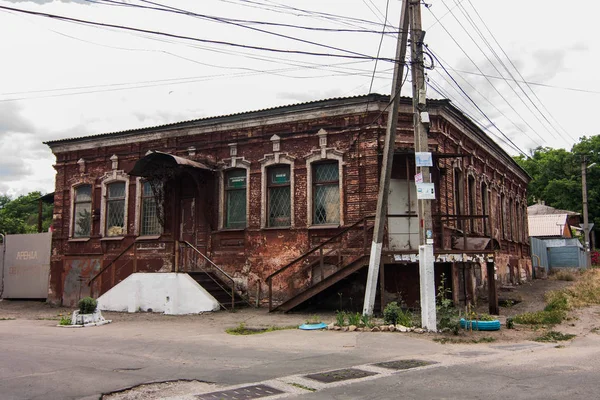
[[260, 154, 295, 228], [218, 158, 251, 230], [134, 178, 163, 237], [99, 170, 130, 237], [69, 182, 94, 238], [306, 149, 344, 227]]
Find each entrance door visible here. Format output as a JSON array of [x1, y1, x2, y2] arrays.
[[178, 174, 208, 271], [387, 178, 419, 250]]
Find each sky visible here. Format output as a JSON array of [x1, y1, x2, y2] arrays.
[[0, 0, 598, 197]]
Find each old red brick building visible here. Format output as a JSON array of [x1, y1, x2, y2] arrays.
[[45, 94, 531, 311]]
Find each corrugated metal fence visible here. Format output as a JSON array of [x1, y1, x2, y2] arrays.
[[530, 237, 549, 272]]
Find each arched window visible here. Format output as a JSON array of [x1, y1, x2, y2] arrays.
[[73, 185, 92, 238]]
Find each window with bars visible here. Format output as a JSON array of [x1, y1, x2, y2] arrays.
[[268, 165, 291, 227], [313, 162, 339, 225], [73, 185, 92, 237], [141, 181, 160, 236], [106, 182, 126, 237], [225, 169, 247, 229]]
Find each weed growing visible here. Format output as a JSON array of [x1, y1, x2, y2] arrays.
[[534, 330, 576, 342], [513, 310, 566, 325], [433, 336, 496, 344], [289, 383, 316, 392], [225, 323, 295, 335], [59, 316, 71, 326], [0, 317, 16, 321]]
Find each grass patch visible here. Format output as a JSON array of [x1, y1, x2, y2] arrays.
[[534, 330, 576, 342], [546, 269, 600, 309], [433, 336, 496, 344], [59, 316, 71, 326], [0, 317, 16, 321], [513, 310, 566, 325], [289, 383, 316, 392], [550, 269, 577, 281], [225, 323, 296, 335]]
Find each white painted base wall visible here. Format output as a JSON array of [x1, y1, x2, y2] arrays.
[[97, 273, 220, 314]]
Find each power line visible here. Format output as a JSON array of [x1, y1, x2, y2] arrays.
[[87, 0, 391, 61], [442, 0, 568, 146], [0, 5, 397, 62], [465, 0, 577, 142], [425, 5, 545, 148], [428, 50, 528, 158], [86, 0, 399, 34]]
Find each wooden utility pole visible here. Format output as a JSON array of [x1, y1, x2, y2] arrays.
[[362, 0, 410, 316], [409, 0, 437, 330]]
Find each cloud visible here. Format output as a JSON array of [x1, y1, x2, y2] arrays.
[[1, 0, 87, 3], [0, 103, 35, 134], [276, 89, 345, 104]]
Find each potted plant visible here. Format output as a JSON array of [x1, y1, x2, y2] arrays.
[[71, 297, 110, 326]]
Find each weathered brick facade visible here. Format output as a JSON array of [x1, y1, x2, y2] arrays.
[[46, 94, 531, 308]]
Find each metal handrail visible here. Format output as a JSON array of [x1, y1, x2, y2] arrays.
[[88, 240, 136, 287], [182, 240, 236, 310], [265, 214, 419, 310], [265, 215, 375, 283]]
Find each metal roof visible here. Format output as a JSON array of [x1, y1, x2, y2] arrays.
[[44, 93, 415, 145], [528, 213, 570, 237], [527, 203, 580, 216]]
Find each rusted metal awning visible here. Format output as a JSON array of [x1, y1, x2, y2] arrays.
[[129, 151, 214, 177], [453, 237, 491, 251]]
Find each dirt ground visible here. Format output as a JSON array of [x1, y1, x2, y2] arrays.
[[0, 275, 596, 344]]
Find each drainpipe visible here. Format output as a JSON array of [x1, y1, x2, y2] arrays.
[[0, 233, 6, 298]]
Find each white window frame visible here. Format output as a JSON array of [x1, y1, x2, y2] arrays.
[[260, 155, 295, 228], [69, 183, 93, 239], [100, 170, 130, 238], [306, 151, 344, 227]]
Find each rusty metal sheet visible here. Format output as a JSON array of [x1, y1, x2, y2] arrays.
[[63, 257, 102, 306], [2, 233, 51, 299], [453, 237, 491, 251]]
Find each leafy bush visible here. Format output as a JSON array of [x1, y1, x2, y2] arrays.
[[335, 310, 346, 327], [78, 297, 97, 314], [591, 250, 599, 266], [383, 301, 413, 326], [506, 317, 514, 329], [436, 273, 458, 331]]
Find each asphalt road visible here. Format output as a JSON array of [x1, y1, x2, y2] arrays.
[[0, 316, 599, 400]]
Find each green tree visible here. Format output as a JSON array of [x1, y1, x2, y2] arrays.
[[0, 191, 53, 234]]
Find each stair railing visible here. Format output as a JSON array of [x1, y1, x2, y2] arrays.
[[266, 215, 375, 311], [180, 240, 236, 310], [88, 240, 137, 298]]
